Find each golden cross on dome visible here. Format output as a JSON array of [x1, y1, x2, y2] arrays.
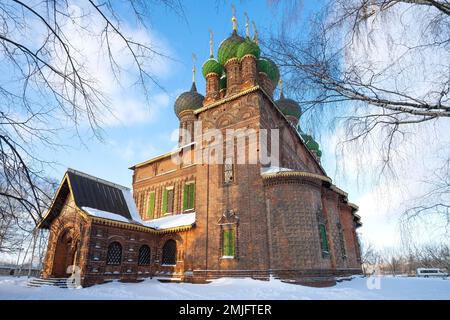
[[209, 29, 214, 58], [244, 12, 250, 39], [232, 4, 237, 31], [252, 21, 258, 44], [192, 53, 197, 83]]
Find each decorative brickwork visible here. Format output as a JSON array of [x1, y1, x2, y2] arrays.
[[39, 23, 362, 287]]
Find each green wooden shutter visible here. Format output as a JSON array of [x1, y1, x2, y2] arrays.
[[320, 224, 329, 252], [190, 183, 195, 209], [162, 189, 168, 214], [183, 184, 188, 211], [223, 230, 230, 256], [223, 229, 235, 257], [183, 183, 195, 211], [147, 192, 155, 220]]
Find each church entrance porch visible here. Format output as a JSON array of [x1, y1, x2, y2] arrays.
[[51, 229, 79, 278]]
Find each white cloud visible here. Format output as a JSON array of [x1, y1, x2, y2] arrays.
[[45, 2, 175, 128], [107, 139, 161, 163], [101, 92, 170, 127]]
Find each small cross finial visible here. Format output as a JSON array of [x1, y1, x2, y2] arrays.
[[251, 21, 258, 44], [244, 12, 250, 39], [232, 4, 237, 31], [209, 29, 214, 58], [192, 53, 197, 83]]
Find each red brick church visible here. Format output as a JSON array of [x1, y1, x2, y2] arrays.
[[38, 15, 362, 287]]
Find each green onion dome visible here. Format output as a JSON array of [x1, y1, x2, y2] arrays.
[[257, 57, 280, 84], [174, 82, 204, 117], [236, 39, 261, 60], [301, 133, 322, 157], [219, 74, 227, 90], [276, 95, 302, 119], [202, 58, 223, 77], [217, 31, 245, 65]]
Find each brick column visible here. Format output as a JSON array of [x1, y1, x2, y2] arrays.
[[240, 55, 258, 88], [204, 73, 220, 105], [225, 58, 241, 95], [178, 110, 196, 146]]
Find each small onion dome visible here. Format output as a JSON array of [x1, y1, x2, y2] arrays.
[[217, 31, 245, 65], [174, 82, 204, 117], [219, 74, 227, 90], [236, 39, 261, 60], [202, 58, 223, 78], [257, 57, 280, 84], [276, 97, 302, 119], [301, 133, 322, 157]]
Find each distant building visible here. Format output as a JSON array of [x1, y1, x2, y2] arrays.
[[38, 15, 362, 287]]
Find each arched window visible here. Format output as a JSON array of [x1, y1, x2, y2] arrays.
[[162, 240, 177, 265], [106, 242, 122, 265], [138, 245, 151, 266]]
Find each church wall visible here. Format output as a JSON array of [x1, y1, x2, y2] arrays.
[[322, 190, 347, 270], [188, 91, 271, 278], [83, 222, 193, 286], [133, 165, 196, 220], [258, 96, 322, 175], [264, 178, 332, 273], [339, 205, 361, 269]]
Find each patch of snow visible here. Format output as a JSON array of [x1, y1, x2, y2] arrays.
[[143, 212, 196, 230], [122, 189, 143, 223], [1, 276, 449, 300], [81, 207, 136, 224], [261, 166, 294, 174]]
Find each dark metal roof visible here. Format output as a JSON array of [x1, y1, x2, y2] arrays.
[[38, 169, 132, 228], [67, 169, 132, 220]]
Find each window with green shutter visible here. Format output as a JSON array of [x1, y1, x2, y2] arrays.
[[319, 224, 329, 255], [183, 183, 195, 211], [222, 229, 235, 257], [162, 187, 174, 214], [162, 188, 168, 214], [147, 192, 155, 220]]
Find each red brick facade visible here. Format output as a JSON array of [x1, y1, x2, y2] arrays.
[[39, 44, 362, 288]]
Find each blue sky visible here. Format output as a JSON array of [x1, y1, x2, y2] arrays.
[[23, 0, 448, 250], [41, 0, 325, 188], [31, 0, 392, 247]]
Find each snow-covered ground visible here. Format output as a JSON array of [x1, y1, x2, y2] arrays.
[[0, 276, 449, 300]]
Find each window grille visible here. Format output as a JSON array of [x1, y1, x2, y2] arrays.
[[138, 245, 151, 265], [162, 240, 177, 265], [224, 157, 234, 183], [106, 242, 122, 265]]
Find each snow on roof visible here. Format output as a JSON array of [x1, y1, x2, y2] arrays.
[[261, 166, 294, 175], [143, 212, 196, 230], [121, 189, 142, 223], [82, 205, 196, 231], [81, 207, 137, 224]]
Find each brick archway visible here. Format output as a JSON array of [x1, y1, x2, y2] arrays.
[[51, 227, 80, 277]]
